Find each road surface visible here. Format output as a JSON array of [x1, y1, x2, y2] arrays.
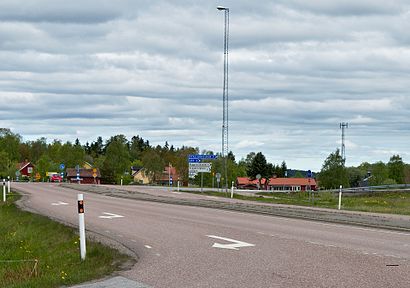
[[12, 183, 410, 288]]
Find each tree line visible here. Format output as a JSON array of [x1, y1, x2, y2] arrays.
[[318, 149, 410, 189], [0, 128, 408, 188], [0, 129, 287, 185]]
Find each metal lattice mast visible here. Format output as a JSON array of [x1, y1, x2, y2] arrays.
[[340, 122, 348, 161], [218, 6, 229, 192]]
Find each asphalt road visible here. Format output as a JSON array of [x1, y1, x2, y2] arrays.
[[12, 183, 410, 288]]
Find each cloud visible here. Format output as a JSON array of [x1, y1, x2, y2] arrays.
[[0, 0, 409, 171]]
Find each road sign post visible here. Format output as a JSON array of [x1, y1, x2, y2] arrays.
[[2, 179, 6, 202], [216, 173, 221, 193], [201, 172, 204, 193], [78, 194, 86, 260]]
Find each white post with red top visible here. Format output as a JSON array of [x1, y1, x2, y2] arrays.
[[78, 194, 86, 260], [338, 185, 343, 210]]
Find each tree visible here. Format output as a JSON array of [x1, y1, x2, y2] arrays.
[[0, 151, 11, 178], [0, 128, 21, 162], [59, 141, 85, 169], [387, 155, 405, 184], [246, 152, 273, 189], [129, 135, 149, 160], [28, 137, 48, 163], [36, 154, 52, 181], [103, 135, 131, 183], [369, 161, 388, 186], [346, 167, 365, 187], [141, 149, 164, 183], [318, 149, 349, 189], [280, 161, 287, 177]]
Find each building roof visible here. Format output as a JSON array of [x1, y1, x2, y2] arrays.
[[237, 177, 316, 186], [66, 168, 101, 178], [17, 161, 34, 171], [156, 166, 179, 181], [269, 177, 317, 186], [236, 177, 266, 185]]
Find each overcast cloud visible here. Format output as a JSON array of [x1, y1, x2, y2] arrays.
[[1, 0, 410, 171]]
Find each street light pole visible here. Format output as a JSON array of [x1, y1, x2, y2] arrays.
[[217, 6, 229, 193]]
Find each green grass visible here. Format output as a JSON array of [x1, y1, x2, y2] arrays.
[[182, 189, 410, 215], [0, 194, 132, 288]]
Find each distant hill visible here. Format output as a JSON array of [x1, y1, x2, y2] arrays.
[[286, 169, 317, 178]]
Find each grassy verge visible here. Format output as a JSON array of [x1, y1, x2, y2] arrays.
[[181, 190, 410, 215], [0, 194, 132, 288]]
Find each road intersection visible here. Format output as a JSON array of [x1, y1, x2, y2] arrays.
[[13, 183, 410, 288]]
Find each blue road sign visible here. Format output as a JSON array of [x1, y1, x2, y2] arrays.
[[188, 154, 218, 162], [170, 176, 173, 185], [60, 163, 65, 170]]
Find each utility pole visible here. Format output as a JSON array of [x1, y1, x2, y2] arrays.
[[217, 6, 230, 193], [340, 122, 348, 162]]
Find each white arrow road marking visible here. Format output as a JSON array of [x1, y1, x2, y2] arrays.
[[51, 201, 68, 206], [206, 235, 255, 250], [172, 192, 182, 195], [98, 212, 124, 219]]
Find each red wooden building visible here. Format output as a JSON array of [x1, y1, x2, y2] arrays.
[[66, 168, 101, 184], [17, 161, 35, 178]]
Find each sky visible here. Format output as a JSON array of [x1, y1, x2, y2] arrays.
[[1, 0, 410, 171]]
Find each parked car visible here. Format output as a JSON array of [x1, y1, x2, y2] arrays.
[[50, 174, 63, 182]]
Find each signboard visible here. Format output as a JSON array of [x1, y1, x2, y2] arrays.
[[188, 154, 218, 163], [189, 163, 212, 173], [188, 155, 216, 178], [92, 172, 97, 178], [35, 173, 41, 181], [215, 173, 221, 182], [169, 176, 173, 185], [60, 163, 65, 170]]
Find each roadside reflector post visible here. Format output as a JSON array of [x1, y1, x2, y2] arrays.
[[7, 176, 10, 194], [78, 194, 86, 260], [177, 180, 180, 192], [2, 179, 5, 202], [231, 181, 234, 198], [338, 185, 343, 210]]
